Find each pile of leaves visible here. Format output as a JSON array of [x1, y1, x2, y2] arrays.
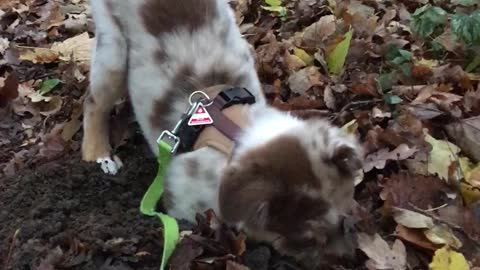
[[1, 0, 480, 269]]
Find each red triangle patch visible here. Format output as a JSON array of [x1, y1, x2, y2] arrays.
[[188, 103, 213, 126]]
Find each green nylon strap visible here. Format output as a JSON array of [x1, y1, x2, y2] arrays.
[[140, 140, 180, 270]]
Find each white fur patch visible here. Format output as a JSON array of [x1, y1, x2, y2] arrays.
[[96, 156, 123, 175], [234, 104, 304, 158]]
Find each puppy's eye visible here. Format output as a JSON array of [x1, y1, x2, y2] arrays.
[[330, 145, 362, 174]]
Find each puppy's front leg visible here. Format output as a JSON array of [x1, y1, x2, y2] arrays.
[[82, 1, 127, 174]]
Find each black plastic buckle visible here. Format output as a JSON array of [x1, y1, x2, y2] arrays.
[[218, 87, 256, 109]]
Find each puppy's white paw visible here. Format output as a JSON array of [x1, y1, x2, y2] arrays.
[[96, 155, 123, 175]]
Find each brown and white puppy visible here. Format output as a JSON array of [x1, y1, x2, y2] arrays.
[[83, 0, 363, 267]]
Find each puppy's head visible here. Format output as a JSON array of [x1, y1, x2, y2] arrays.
[[218, 111, 362, 266]]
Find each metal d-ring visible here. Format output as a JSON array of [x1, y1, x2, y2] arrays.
[[189, 91, 213, 106]]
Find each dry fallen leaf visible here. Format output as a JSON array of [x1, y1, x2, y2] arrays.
[[36, 96, 63, 116], [0, 37, 10, 55], [287, 66, 324, 94], [459, 183, 480, 206], [15, 46, 59, 64], [459, 158, 480, 187], [424, 130, 461, 181], [285, 52, 306, 72], [323, 85, 336, 110], [424, 224, 462, 249], [357, 233, 407, 270], [341, 119, 358, 134], [372, 107, 391, 119], [301, 15, 336, 47], [363, 144, 418, 172], [429, 247, 469, 270], [446, 117, 480, 162], [51, 32, 93, 62], [394, 224, 439, 251], [392, 207, 434, 229]]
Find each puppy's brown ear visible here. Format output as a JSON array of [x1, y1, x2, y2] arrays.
[[330, 145, 363, 175], [218, 164, 274, 228]]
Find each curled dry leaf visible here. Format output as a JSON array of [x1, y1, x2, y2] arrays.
[[36, 96, 63, 116], [293, 47, 314, 66], [411, 85, 436, 105], [51, 32, 93, 62], [357, 233, 407, 270], [424, 130, 462, 181], [407, 103, 444, 120], [0, 37, 9, 55], [285, 51, 306, 72], [392, 207, 434, 229], [169, 237, 204, 270], [437, 205, 480, 241], [341, 119, 359, 134], [463, 88, 480, 113], [372, 107, 391, 119], [363, 144, 418, 172], [323, 85, 336, 110], [15, 46, 59, 64], [380, 174, 453, 211], [287, 66, 324, 94], [446, 116, 480, 162], [459, 158, 480, 188], [424, 224, 462, 249], [459, 183, 480, 206], [301, 15, 336, 47], [63, 13, 88, 33], [351, 79, 379, 97], [394, 224, 439, 251]]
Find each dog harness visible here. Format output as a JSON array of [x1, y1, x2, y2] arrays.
[[140, 87, 256, 270]]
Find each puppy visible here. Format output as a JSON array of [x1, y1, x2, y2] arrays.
[[82, 0, 363, 267]]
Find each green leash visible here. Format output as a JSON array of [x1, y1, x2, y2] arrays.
[[140, 140, 180, 270], [139, 96, 208, 269]]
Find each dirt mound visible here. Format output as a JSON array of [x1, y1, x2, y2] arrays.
[[0, 139, 167, 270]]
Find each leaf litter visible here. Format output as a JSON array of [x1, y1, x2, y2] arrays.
[[1, 0, 480, 269]]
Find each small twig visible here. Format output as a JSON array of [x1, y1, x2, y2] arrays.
[[409, 202, 449, 213], [332, 99, 382, 122], [3, 229, 20, 270], [33, 72, 57, 80]]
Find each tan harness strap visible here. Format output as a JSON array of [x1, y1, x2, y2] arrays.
[[192, 103, 250, 156]]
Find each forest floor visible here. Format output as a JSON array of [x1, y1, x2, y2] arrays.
[[1, 0, 480, 269]]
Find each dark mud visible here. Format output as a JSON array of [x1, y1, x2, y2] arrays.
[[0, 135, 167, 270], [0, 133, 305, 270]]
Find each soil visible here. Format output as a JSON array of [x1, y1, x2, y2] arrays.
[[0, 134, 167, 270], [0, 133, 304, 270]]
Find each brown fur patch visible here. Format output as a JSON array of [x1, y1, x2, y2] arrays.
[[149, 66, 194, 129], [150, 93, 175, 130], [140, 0, 218, 37], [200, 70, 235, 87], [185, 157, 199, 177], [155, 48, 168, 63], [219, 135, 329, 235]]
